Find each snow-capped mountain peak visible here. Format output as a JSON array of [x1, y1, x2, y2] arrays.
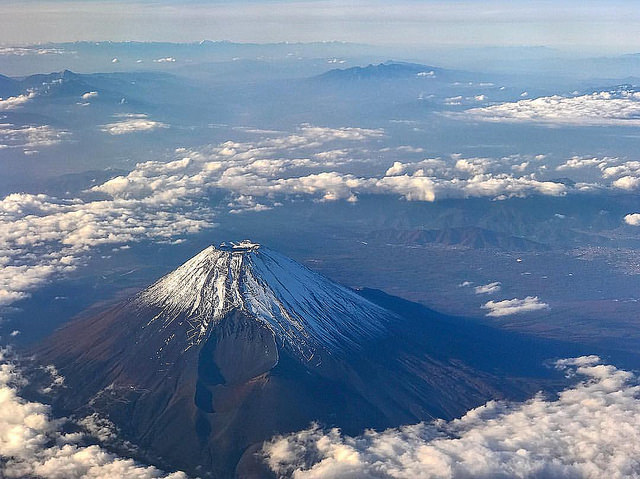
[[135, 241, 393, 357]]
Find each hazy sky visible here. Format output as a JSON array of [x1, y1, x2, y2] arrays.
[[1, 0, 639, 52]]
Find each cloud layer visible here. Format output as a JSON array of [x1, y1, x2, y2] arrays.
[[0, 125, 386, 307], [1, 125, 638, 309], [93, 126, 570, 217], [264, 356, 640, 479], [0, 348, 188, 479], [556, 156, 640, 191], [464, 88, 640, 126], [0, 189, 210, 306]]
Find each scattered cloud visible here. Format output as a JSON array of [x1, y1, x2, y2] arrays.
[[153, 57, 176, 63], [1, 125, 637, 309], [39, 364, 64, 395], [462, 88, 640, 126], [0, 123, 69, 151], [264, 356, 640, 479], [0, 92, 36, 111], [474, 281, 501, 294], [0, 125, 381, 308], [96, 128, 568, 217], [0, 348, 189, 479], [556, 156, 604, 170], [0, 47, 66, 56], [482, 296, 548, 317], [0, 187, 210, 307], [624, 213, 640, 226], [101, 114, 168, 135], [613, 175, 640, 190], [555, 156, 640, 191]]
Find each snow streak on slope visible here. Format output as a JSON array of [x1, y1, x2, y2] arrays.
[[136, 241, 392, 358]]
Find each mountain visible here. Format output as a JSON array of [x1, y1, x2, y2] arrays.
[[35, 241, 579, 478], [0, 73, 20, 97], [369, 226, 549, 251], [1, 69, 195, 107], [316, 61, 447, 81]]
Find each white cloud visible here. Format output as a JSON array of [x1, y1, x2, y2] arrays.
[[81, 91, 98, 100], [555, 156, 640, 190], [613, 175, 640, 190], [264, 356, 640, 479], [0, 123, 69, 151], [384, 161, 407, 176], [455, 157, 491, 175], [601, 160, 640, 178], [0, 92, 36, 111], [0, 348, 189, 479], [556, 156, 604, 170], [0, 125, 633, 310], [153, 57, 176, 63], [0, 47, 66, 56], [474, 281, 501, 294], [624, 213, 640, 226], [101, 115, 168, 135], [482, 296, 548, 317], [463, 89, 640, 126], [92, 128, 571, 216], [39, 364, 64, 395], [0, 188, 210, 307], [0, 125, 383, 308]]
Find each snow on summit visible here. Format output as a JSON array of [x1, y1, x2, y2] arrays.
[[136, 241, 392, 358]]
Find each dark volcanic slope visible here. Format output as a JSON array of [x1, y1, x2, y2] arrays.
[[36, 241, 572, 478]]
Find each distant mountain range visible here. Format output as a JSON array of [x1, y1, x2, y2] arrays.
[[369, 226, 549, 251], [316, 61, 447, 81]]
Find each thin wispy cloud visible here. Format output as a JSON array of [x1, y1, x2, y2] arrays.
[[0, 123, 69, 152], [474, 281, 501, 294]]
